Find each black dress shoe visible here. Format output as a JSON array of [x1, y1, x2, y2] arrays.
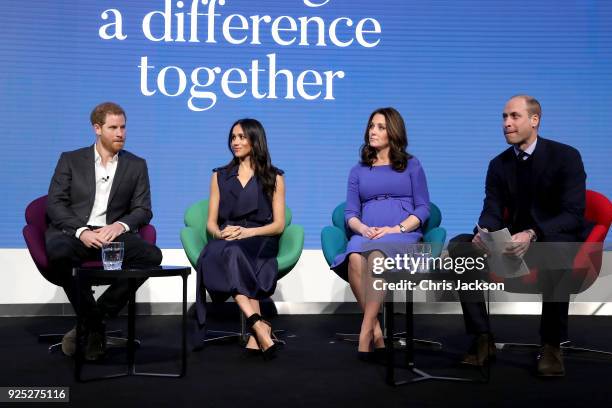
[[537, 344, 565, 377], [461, 333, 496, 366]]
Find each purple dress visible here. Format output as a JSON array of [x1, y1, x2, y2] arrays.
[[330, 157, 430, 279]]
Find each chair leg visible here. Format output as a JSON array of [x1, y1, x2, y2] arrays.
[[392, 333, 443, 350], [204, 313, 248, 346], [38, 333, 67, 353], [494, 341, 542, 351], [269, 324, 287, 346], [39, 330, 128, 353], [495, 340, 572, 351], [382, 306, 443, 350], [334, 309, 443, 350], [496, 339, 612, 359], [560, 342, 612, 359], [335, 332, 360, 342], [334, 332, 442, 350], [205, 313, 287, 346], [106, 336, 141, 348], [560, 340, 612, 359]]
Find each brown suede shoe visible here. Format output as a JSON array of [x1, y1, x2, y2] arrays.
[[462, 333, 496, 366], [537, 344, 565, 377], [61, 327, 77, 357]]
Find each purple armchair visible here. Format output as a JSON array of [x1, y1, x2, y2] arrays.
[[22, 195, 157, 351]]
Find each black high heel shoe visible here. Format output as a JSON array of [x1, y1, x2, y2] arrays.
[[244, 334, 262, 357], [357, 348, 386, 363], [246, 313, 279, 360]]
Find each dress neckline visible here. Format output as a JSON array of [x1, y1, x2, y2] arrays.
[[237, 175, 254, 189]]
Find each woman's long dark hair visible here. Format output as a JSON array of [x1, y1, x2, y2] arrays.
[[225, 118, 279, 200], [360, 107, 411, 171]]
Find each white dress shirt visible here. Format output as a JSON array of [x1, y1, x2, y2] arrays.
[[75, 145, 128, 238], [513, 137, 538, 159]]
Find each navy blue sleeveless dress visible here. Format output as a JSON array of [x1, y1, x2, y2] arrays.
[[194, 165, 283, 328]]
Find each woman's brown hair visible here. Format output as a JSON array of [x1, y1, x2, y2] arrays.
[[360, 107, 411, 171]]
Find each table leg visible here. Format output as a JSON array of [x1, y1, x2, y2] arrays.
[[127, 278, 136, 375], [74, 267, 83, 381], [181, 274, 187, 377], [385, 300, 395, 386], [406, 291, 414, 367]]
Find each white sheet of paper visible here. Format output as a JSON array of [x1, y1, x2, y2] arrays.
[[476, 225, 529, 278]]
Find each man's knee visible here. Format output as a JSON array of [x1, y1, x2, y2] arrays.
[[448, 233, 476, 258], [44, 240, 80, 285], [450, 233, 475, 245], [136, 242, 163, 266], [129, 241, 162, 266], [121, 233, 162, 266], [46, 241, 77, 266], [149, 245, 163, 266]]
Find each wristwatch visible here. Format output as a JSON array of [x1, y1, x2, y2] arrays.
[[398, 223, 407, 233]]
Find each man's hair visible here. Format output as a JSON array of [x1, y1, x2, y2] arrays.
[[511, 94, 542, 119], [90, 102, 126, 126]]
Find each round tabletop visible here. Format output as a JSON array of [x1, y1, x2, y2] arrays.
[[74, 265, 191, 279]]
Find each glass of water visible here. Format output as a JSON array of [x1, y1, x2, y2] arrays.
[[414, 243, 432, 273], [102, 242, 124, 270], [403, 245, 414, 273]]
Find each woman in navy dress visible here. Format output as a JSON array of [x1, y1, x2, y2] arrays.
[[196, 118, 285, 359], [331, 107, 430, 358]]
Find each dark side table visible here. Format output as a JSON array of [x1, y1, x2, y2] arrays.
[[73, 265, 191, 382], [381, 270, 490, 386]]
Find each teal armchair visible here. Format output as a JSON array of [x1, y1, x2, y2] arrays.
[[320, 201, 447, 347], [321, 202, 447, 269]]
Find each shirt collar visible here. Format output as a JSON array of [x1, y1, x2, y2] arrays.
[[514, 137, 538, 157], [94, 144, 119, 164]]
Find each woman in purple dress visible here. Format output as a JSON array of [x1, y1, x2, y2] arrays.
[[331, 107, 430, 359], [196, 118, 285, 359]]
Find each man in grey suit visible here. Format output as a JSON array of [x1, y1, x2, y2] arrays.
[[45, 102, 162, 360]]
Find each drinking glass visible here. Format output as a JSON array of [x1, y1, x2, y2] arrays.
[[414, 243, 432, 273], [102, 242, 124, 270]]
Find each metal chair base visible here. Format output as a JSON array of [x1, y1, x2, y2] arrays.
[[204, 313, 287, 347], [335, 332, 442, 350], [496, 340, 612, 359], [391, 367, 477, 386], [39, 330, 125, 353]]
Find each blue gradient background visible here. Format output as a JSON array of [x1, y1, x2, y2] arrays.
[[1, 0, 610, 248]]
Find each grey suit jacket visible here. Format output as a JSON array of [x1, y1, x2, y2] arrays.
[[46, 145, 153, 238]]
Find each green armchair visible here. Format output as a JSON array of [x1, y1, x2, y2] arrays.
[[181, 199, 304, 344]]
